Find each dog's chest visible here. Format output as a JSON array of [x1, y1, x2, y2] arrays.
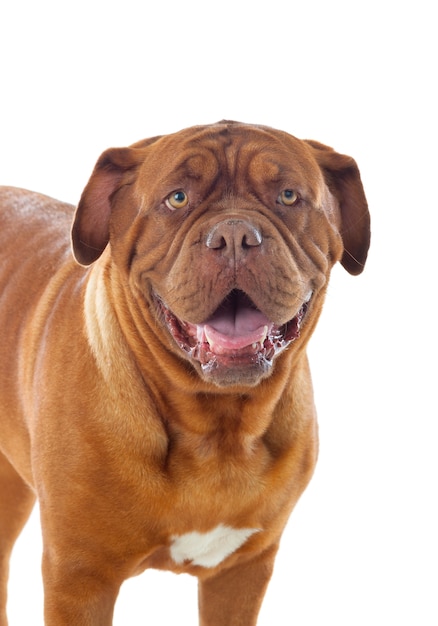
[[169, 524, 259, 568], [135, 434, 274, 573], [138, 458, 267, 573]]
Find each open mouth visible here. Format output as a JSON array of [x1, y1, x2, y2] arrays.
[[156, 289, 311, 376]]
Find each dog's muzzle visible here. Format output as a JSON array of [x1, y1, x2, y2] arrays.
[[153, 218, 313, 386]]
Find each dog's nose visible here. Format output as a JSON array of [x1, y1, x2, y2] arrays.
[[206, 219, 262, 259]]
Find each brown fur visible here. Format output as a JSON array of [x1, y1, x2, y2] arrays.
[[0, 121, 370, 625]]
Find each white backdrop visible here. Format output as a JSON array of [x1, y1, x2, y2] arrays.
[[1, 0, 436, 624]]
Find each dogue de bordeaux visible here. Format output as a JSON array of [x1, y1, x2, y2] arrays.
[[0, 121, 370, 625]]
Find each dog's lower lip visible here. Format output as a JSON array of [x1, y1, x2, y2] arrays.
[[155, 293, 311, 366]]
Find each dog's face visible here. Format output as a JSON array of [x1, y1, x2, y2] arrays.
[[72, 122, 370, 387]]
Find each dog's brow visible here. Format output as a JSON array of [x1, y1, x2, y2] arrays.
[[172, 147, 221, 182]]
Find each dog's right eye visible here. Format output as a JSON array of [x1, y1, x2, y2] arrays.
[[165, 190, 189, 210], [277, 189, 299, 206]]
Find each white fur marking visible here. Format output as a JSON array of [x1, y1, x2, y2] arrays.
[[170, 524, 259, 568], [84, 263, 132, 383]]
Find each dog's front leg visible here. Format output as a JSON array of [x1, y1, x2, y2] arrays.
[[41, 549, 120, 626], [198, 544, 278, 626]]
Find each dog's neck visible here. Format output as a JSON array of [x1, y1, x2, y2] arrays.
[[83, 259, 314, 458]]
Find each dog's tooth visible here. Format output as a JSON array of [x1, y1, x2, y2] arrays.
[[253, 327, 268, 351], [197, 325, 207, 344], [204, 327, 213, 348]]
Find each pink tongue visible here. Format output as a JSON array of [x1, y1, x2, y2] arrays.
[[196, 307, 272, 354]]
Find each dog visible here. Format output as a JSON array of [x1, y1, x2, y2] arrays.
[[0, 121, 370, 625]]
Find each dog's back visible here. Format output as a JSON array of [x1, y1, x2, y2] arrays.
[[0, 187, 81, 482], [0, 186, 75, 301]]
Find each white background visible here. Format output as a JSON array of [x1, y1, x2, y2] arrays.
[[1, 0, 436, 624]]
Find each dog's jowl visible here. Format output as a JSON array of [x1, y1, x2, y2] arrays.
[[0, 121, 370, 625]]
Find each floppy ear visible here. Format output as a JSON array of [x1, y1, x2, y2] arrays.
[[306, 140, 371, 275], [71, 134, 164, 266], [71, 147, 144, 265]]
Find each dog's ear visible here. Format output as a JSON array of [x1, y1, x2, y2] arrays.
[[306, 140, 370, 275], [71, 147, 144, 265], [71, 136, 162, 266]]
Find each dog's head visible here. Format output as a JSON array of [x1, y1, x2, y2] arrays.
[[72, 121, 370, 387]]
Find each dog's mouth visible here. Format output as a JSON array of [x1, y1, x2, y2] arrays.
[[155, 289, 311, 384]]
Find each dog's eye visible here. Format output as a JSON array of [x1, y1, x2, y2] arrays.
[[165, 190, 189, 210], [278, 189, 299, 206]]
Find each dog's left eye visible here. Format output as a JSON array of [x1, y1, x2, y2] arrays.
[[278, 189, 299, 206], [165, 190, 189, 210]]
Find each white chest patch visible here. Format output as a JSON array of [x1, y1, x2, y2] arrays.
[[170, 524, 260, 568]]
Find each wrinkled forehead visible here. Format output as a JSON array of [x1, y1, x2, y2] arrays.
[[137, 123, 324, 200]]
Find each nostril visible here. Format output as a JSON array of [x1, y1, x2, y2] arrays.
[[212, 235, 227, 250], [206, 229, 226, 250], [241, 225, 262, 248]]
